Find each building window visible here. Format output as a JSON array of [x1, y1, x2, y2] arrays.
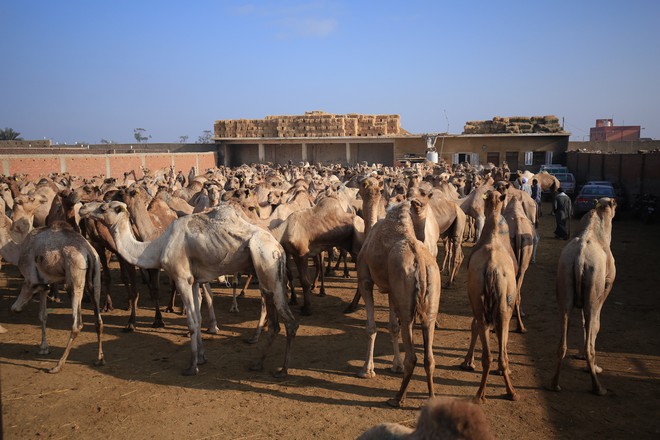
[[524, 151, 533, 166], [545, 151, 553, 164], [487, 152, 500, 166], [452, 152, 479, 165]]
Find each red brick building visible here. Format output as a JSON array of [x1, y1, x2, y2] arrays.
[[590, 119, 640, 141]]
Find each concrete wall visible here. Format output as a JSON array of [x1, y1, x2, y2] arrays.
[[1, 152, 218, 179], [568, 140, 660, 154], [567, 151, 660, 198]]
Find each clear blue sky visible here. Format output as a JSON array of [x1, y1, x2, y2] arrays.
[[2, 0, 659, 144]]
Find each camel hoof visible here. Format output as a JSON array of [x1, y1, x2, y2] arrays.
[[300, 306, 312, 316], [358, 369, 376, 379], [151, 320, 165, 329], [164, 307, 175, 313], [182, 366, 198, 376], [583, 365, 603, 374], [238, 291, 246, 298], [386, 398, 403, 408], [546, 384, 561, 392], [38, 348, 50, 355], [229, 307, 239, 313], [390, 365, 404, 374], [460, 363, 475, 371], [288, 298, 298, 306], [343, 304, 359, 314], [206, 326, 220, 335], [245, 336, 260, 345], [515, 327, 527, 334], [102, 305, 113, 313], [272, 368, 288, 379], [318, 290, 326, 297], [197, 357, 207, 366], [593, 387, 607, 396], [472, 396, 486, 405], [94, 358, 106, 367], [123, 324, 136, 333], [48, 366, 62, 374], [507, 392, 519, 401], [249, 362, 264, 372]]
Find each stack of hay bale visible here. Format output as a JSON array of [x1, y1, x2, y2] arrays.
[[463, 115, 563, 134], [214, 112, 401, 138]]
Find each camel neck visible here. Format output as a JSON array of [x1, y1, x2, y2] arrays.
[[127, 198, 160, 241], [109, 213, 164, 269], [0, 219, 21, 265], [362, 194, 381, 237]]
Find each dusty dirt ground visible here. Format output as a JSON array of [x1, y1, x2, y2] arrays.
[[1, 201, 659, 439]]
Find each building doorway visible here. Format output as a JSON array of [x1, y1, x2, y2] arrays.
[[487, 152, 500, 166], [506, 152, 519, 172]]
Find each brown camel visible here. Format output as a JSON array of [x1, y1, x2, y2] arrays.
[[550, 197, 616, 395], [460, 190, 518, 403], [272, 194, 364, 315], [9, 222, 105, 373], [502, 197, 535, 333], [355, 200, 441, 407], [357, 397, 494, 440], [80, 201, 298, 377]]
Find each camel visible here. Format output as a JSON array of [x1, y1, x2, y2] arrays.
[[357, 397, 494, 440], [502, 197, 535, 333], [272, 194, 364, 315], [80, 201, 298, 377], [458, 183, 492, 242], [121, 185, 219, 333], [9, 222, 105, 373], [427, 188, 466, 287], [355, 200, 441, 407], [550, 197, 617, 395], [460, 190, 518, 403]]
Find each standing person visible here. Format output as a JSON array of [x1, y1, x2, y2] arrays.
[[521, 177, 532, 197], [554, 187, 572, 239], [531, 178, 542, 216]]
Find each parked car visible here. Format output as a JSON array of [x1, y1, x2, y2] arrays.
[[555, 172, 575, 196], [585, 181, 628, 209], [573, 184, 616, 217], [540, 164, 569, 176]]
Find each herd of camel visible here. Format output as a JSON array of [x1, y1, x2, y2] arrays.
[[0, 159, 617, 415]]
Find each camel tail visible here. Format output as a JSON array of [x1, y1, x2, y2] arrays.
[[85, 250, 102, 309], [515, 234, 523, 277], [484, 269, 500, 325]]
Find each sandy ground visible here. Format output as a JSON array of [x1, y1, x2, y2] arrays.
[[1, 202, 659, 439]]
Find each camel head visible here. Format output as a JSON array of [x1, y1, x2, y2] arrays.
[[79, 201, 129, 228], [595, 197, 617, 219], [493, 181, 511, 195], [483, 189, 506, 216], [358, 176, 383, 201]]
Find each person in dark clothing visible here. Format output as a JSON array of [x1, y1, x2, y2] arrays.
[[553, 187, 572, 239], [531, 178, 542, 216]]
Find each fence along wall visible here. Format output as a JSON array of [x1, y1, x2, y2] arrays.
[[566, 151, 660, 198], [1, 152, 218, 179]]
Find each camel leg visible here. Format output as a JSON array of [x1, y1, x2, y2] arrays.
[[174, 278, 202, 376], [344, 288, 361, 313], [230, 273, 240, 313], [94, 244, 113, 311], [460, 318, 479, 371], [286, 259, 298, 306], [293, 255, 313, 315], [358, 279, 377, 379], [387, 303, 403, 374], [118, 258, 139, 332], [475, 321, 492, 404], [165, 280, 177, 313], [342, 251, 350, 278], [87, 280, 105, 367], [585, 309, 606, 395], [497, 318, 518, 400], [37, 287, 50, 355], [448, 239, 464, 287], [202, 282, 219, 334], [147, 269, 165, 328], [317, 254, 326, 297], [387, 319, 416, 408], [421, 312, 437, 400], [49, 280, 85, 374], [247, 297, 267, 344], [532, 230, 539, 264], [192, 283, 206, 366], [240, 274, 252, 297], [550, 308, 569, 392], [324, 249, 335, 276], [311, 254, 321, 292]]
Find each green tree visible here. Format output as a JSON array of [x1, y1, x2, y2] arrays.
[[0, 127, 23, 140], [133, 128, 151, 143], [100, 138, 116, 144], [179, 135, 189, 143], [197, 130, 212, 143]]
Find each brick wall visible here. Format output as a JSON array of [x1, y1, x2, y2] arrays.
[[1, 152, 217, 179]]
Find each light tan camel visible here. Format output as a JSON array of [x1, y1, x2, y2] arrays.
[[9, 222, 105, 373], [503, 197, 535, 333], [356, 200, 441, 407], [458, 183, 493, 242], [460, 190, 518, 403], [357, 397, 494, 440], [80, 201, 298, 377], [550, 197, 616, 395], [428, 188, 466, 287]]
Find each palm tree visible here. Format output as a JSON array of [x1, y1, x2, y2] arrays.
[[0, 128, 22, 140]]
